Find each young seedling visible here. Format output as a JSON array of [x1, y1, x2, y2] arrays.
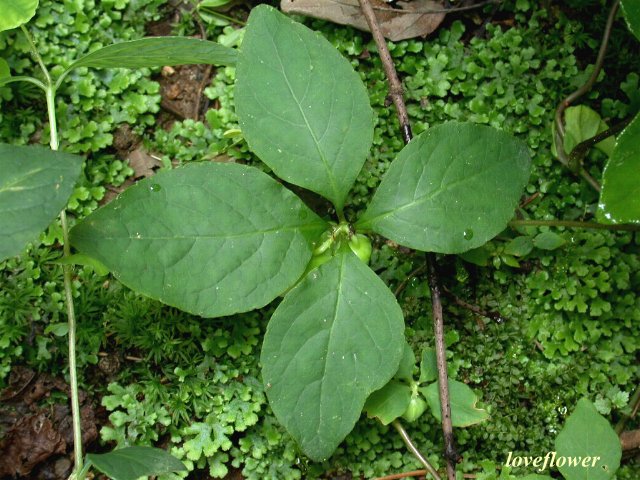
[[69, 4, 531, 463]]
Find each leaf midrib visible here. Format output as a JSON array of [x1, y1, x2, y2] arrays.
[[361, 148, 510, 226], [269, 25, 341, 206]]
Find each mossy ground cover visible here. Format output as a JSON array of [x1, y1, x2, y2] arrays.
[[0, 0, 638, 478]]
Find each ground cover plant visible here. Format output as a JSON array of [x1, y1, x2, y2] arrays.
[[1, 0, 639, 479]]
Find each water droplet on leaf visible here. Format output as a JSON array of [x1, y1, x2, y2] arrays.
[[463, 229, 474, 240], [150, 184, 161, 192]]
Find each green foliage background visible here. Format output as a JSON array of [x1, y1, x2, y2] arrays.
[[0, 0, 638, 478]]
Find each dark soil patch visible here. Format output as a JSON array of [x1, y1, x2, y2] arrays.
[[0, 367, 101, 479]]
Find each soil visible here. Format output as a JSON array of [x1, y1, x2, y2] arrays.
[[0, 367, 100, 479]]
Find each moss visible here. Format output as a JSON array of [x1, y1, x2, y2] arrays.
[[0, 0, 638, 478]]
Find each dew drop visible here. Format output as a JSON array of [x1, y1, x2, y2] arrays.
[[150, 183, 162, 192], [463, 228, 474, 240]]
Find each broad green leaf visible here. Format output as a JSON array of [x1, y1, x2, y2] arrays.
[[357, 122, 530, 254], [235, 5, 374, 210], [0, 0, 38, 32], [533, 232, 566, 250], [0, 144, 83, 261], [364, 381, 412, 425], [62, 37, 236, 82], [71, 162, 326, 317], [394, 341, 416, 382], [555, 398, 621, 480], [598, 112, 640, 224], [261, 251, 405, 461], [419, 348, 438, 384], [621, 0, 640, 41], [504, 236, 533, 257], [560, 105, 615, 157], [421, 379, 489, 427], [86, 446, 186, 480]]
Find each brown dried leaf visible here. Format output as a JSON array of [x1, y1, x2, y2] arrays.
[[128, 147, 162, 179], [0, 414, 66, 477], [281, 0, 446, 41]]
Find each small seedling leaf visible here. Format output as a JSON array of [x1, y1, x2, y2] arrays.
[[558, 106, 616, 157], [421, 379, 489, 427], [235, 5, 374, 210], [71, 163, 326, 318], [419, 348, 438, 384], [357, 122, 530, 254], [394, 341, 416, 382], [533, 232, 566, 250], [261, 251, 405, 461], [364, 381, 412, 425], [504, 236, 534, 257], [0, 144, 83, 261], [0, 0, 39, 32], [598, 112, 640, 224], [0, 58, 10, 78], [554, 398, 621, 480], [86, 446, 186, 480]]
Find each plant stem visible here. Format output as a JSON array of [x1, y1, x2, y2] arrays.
[[392, 421, 442, 480], [28, 27, 85, 478], [357, 0, 458, 477], [509, 219, 640, 232], [553, 0, 619, 190], [21, 26, 52, 85]]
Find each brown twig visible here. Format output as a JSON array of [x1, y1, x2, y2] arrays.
[[357, 0, 459, 477], [427, 257, 460, 477], [553, 0, 620, 191], [567, 116, 632, 168], [194, 18, 213, 121], [392, 420, 442, 480], [442, 286, 506, 323], [358, 0, 412, 143], [509, 219, 640, 232]]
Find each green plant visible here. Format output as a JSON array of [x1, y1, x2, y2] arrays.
[[0, 1, 235, 478], [68, 4, 531, 464], [553, 0, 640, 224]]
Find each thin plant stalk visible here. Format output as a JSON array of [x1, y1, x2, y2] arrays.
[[392, 420, 442, 480], [509, 219, 640, 232], [553, 0, 620, 190], [22, 26, 84, 479]]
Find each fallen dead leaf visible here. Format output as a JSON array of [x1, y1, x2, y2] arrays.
[[128, 147, 163, 179], [0, 414, 66, 477], [281, 0, 446, 41]]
